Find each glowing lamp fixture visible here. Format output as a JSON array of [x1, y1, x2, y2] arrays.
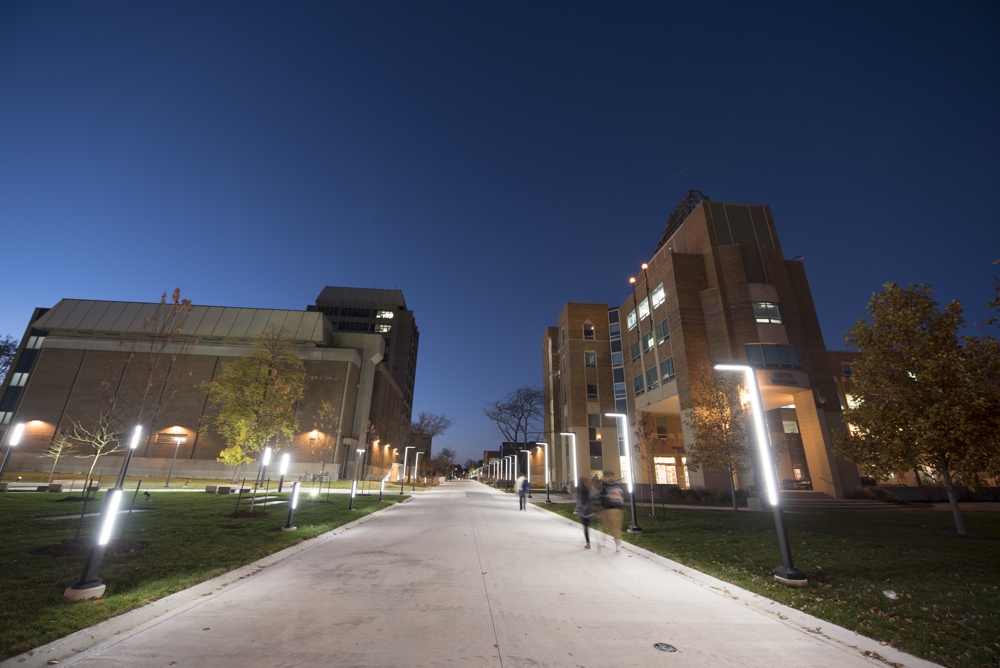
[[280, 453, 290, 476], [98, 490, 124, 545], [605, 412, 641, 533], [559, 432, 578, 487]]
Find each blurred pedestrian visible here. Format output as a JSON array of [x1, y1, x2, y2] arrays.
[[515, 474, 527, 510], [573, 477, 597, 548], [599, 471, 625, 552]]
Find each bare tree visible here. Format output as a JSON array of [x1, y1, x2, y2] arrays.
[[633, 412, 667, 516], [408, 411, 454, 460], [482, 386, 543, 450], [43, 434, 77, 483], [0, 334, 16, 387]]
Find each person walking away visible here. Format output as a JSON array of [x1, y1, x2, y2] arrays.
[[574, 477, 597, 548], [515, 474, 527, 510], [599, 471, 626, 552]]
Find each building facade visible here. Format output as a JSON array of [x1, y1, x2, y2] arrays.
[[0, 298, 409, 482], [544, 193, 861, 499], [309, 287, 418, 423]]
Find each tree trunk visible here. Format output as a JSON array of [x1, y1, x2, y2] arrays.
[[938, 453, 967, 536], [729, 468, 738, 511]]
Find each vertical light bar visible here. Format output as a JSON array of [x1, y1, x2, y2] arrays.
[[129, 426, 143, 449], [714, 364, 779, 506], [290, 481, 300, 509], [98, 490, 123, 545], [604, 413, 634, 493], [280, 453, 290, 476], [262, 447, 272, 466], [559, 432, 577, 485], [9, 423, 25, 446]]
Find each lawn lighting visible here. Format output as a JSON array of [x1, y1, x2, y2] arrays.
[[282, 482, 301, 531], [536, 442, 551, 503], [0, 422, 25, 484], [559, 432, 578, 490], [278, 452, 290, 492], [412, 451, 423, 491], [400, 446, 415, 494], [714, 363, 807, 586]]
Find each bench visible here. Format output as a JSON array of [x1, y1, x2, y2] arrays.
[[36, 485, 49, 492]]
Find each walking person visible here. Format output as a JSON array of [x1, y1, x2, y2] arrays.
[[515, 473, 527, 510], [574, 477, 597, 548], [599, 471, 626, 552]]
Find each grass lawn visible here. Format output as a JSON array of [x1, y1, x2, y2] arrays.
[[543, 503, 1000, 668], [0, 488, 404, 660]]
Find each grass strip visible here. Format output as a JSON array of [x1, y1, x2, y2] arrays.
[[542, 503, 999, 668], [0, 489, 403, 660]]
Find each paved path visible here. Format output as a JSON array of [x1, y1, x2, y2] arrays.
[[6, 481, 939, 668]]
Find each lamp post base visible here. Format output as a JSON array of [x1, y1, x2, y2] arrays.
[[773, 566, 808, 587], [627, 525, 643, 534], [64, 582, 106, 601], [281, 525, 297, 532]]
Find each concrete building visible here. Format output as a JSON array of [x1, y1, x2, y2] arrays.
[[308, 287, 418, 423], [544, 192, 860, 499], [0, 298, 408, 482]]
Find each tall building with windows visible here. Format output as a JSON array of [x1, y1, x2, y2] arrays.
[[309, 287, 419, 423], [544, 192, 860, 498]]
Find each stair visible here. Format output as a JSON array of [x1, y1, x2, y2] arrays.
[[776, 490, 906, 511]]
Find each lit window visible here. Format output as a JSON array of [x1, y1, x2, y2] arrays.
[[376, 310, 394, 319], [585, 351, 596, 367], [627, 310, 637, 331], [638, 298, 650, 321], [845, 394, 859, 409], [642, 331, 654, 354], [10, 372, 28, 387], [651, 283, 665, 308], [655, 319, 669, 344], [583, 323, 595, 340], [655, 456, 678, 485], [782, 420, 799, 434], [646, 367, 659, 390], [660, 357, 675, 383], [655, 416, 668, 437], [753, 302, 782, 324], [375, 324, 391, 333]]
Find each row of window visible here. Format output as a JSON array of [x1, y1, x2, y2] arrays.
[[633, 357, 675, 395], [745, 343, 801, 369]]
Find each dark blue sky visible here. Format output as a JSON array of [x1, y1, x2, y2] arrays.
[[2, 2, 998, 464]]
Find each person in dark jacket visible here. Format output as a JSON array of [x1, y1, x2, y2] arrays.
[[573, 477, 597, 548]]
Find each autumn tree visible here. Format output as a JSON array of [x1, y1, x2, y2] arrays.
[[833, 282, 1000, 535], [633, 412, 667, 516], [307, 400, 340, 477], [483, 386, 543, 451], [683, 369, 753, 510], [206, 326, 305, 483], [66, 290, 192, 480]]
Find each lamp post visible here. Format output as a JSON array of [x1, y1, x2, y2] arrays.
[[400, 446, 414, 494], [559, 432, 578, 490], [714, 363, 807, 585], [256, 447, 272, 488], [605, 413, 641, 534], [520, 448, 532, 497], [537, 442, 551, 503], [349, 448, 364, 510], [412, 451, 423, 491], [164, 436, 186, 488], [66, 425, 143, 600], [506, 454, 516, 487], [282, 482, 301, 531], [278, 452, 291, 492], [0, 422, 25, 484]]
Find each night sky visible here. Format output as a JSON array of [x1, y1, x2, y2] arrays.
[[2, 2, 998, 465]]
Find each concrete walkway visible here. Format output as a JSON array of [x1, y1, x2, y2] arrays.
[[5, 481, 939, 668]]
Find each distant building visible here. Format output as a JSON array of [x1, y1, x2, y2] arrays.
[[544, 193, 861, 498], [0, 298, 407, 481], [309, 287, 418, 424]]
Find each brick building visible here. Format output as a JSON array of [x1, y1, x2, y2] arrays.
[[544, 193, 861, 498], [0, 298, 408, 482]]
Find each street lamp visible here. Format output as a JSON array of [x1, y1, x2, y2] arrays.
[[0, 422, 25, 484], [537, 442, 551, 503], [605, 413, 641, 534], [282, 482, 301, 531], [256, 447, 272, 488], [412, 451, 423, 491], [349, 448, 364, 510], [714, 363, 807, 585], [278, 452, 291, 492], [520, 448, 533, 497], [506, 454, 516, 487], [400, 446, 415, 494], [560, 432, 578, 490], [164, 435, 186, 488]]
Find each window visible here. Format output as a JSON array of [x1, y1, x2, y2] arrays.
[[646, 367, 659, 390], [562, 356, 567, 373], [26, 335, 46, 349], [376, 310, 394, 319], [633, 374, 645, 396], [782, 420, 800, 434], [627, 310, 637, 331], [660, 357, 675, 383], [583, 323, 595, 340], [651, 283, 665, 308], [0, 411, 10, 425], [375, 324, 391, 333], [9, 372, 28, 387], [585, 351, 596, 367], [655, 319, 669, 344], [614, 382, 626, 399], [561, 327, 566, 345], [642, 331, 654, 354], [655, 416, 668, 437], [588, 413, 601, 449], [609, 322, 620, 338], [745, 344, 801, 369], [611, 351, 623, 366], [587, 383, 598, 399], [753, 302, 782, 324], [845, 393, 859, 409], [630, 341, 641, 362], [655, 457, 678, 485], [638, 297, 650, 321], [841, 363, 852, 377]]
